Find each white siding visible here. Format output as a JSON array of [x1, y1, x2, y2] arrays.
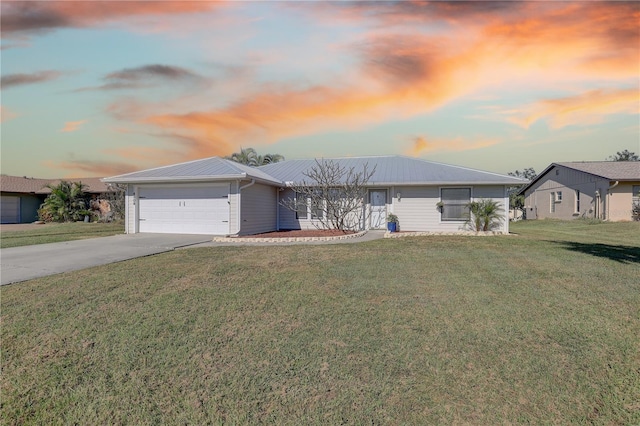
[[473, 185, 509, 233], [392, 185, 508, 232], [125, 184, 135, 234], [239, 183, 277, 235], [229, 181, 239, 234]]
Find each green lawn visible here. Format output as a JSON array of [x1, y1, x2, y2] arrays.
[[0, 222, 124, 248], [2, 220, 639, 424]]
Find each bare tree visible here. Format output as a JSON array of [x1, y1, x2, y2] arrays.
[[280, 159, 376, 232], [97, 183, 126, 222]]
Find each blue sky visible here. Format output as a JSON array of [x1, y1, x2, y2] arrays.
[[1, 1, 638, 178]]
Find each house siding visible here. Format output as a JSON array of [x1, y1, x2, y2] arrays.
[[239, 183, 277, 235], [392, 185, 508, 233], [522, 165, 630, 220], [125, 184, 135, 233], [608, 182, 640, 221]]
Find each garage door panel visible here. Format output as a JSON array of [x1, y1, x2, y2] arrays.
[[1, 196, 20, 224], [138, 185, 229, 234]]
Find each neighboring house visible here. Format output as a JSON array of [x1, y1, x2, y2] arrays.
[[518, 161, 640, 221], [103, 156, 526, 235], [0, 175, 110, 224]]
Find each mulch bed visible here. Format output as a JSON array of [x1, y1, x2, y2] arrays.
[[239, 229, 357, 238]]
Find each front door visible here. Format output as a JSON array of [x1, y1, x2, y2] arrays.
[[369, 190, 387, 229]]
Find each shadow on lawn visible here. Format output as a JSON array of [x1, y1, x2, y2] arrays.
[[549, 241, 640, 264]]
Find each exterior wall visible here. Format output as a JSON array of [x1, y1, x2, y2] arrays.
[[229, 181, 239, 234], [278, 185, 509, 233], [391, 185, 508, 233], [523, 165, 637, 221], [239, 183, 277, 235], [608, 182, 640, 221], [0, 193, 44, 223], [125, 184, 135, 233]]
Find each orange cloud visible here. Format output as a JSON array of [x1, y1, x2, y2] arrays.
[[0, 105, 18, 122], [508, 89, 640, 129], [409, 136, 501, 156], [71, 1, 639, 170], [43, 160, 137, 178], [60, 120, 88, 133]]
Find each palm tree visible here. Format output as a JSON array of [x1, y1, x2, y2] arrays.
[[466, 199, 503, 232], [226, 148, 284, 166], [38, 181, 89, 222]]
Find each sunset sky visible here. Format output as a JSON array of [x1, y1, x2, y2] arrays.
[[1, 1, 639, 179]]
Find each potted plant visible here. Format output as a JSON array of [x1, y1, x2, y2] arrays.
[[386, 213, 399, 232]]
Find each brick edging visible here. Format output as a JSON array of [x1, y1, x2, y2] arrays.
[[212, 230, 368, 243], [384, 231, 510, 238]]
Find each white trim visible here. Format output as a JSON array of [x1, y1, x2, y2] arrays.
[[439, 186, 472, 223]]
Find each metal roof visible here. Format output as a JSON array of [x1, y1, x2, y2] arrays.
[[103, 156, 283, 185], [258, 155, 526, 186]]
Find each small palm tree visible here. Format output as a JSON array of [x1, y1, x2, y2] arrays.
[[466, 199, 503, 232], [38, 181, 89, 222], [226, 148, 284, 166]]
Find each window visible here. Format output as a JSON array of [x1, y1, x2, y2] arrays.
[[633, 186, 640, 204], [556, 191, 563, 202], [310, 199, 324, 220], [575, 190, 580, 213], [440, 188, 471, 221], [295, 193, 307, 220], [550, 192, 556, 213]]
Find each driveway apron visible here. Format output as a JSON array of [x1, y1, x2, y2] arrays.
[[0, 234, 213, 286]]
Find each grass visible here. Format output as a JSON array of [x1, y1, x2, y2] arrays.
[[0, 222, 125, 248], [2, 220, 639, 424]]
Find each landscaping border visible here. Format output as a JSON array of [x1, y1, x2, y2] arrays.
[[212, 230, 368, 243]]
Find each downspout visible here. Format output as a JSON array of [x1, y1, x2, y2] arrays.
[[237, 179, 255, 235], [606, 181, 619, 221]]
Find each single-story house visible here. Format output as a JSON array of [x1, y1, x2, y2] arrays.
[[518, 161, 640, 221], [0, 175, 110, 224], [103, 155, 526, 235]]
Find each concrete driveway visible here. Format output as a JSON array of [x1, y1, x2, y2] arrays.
[[0, 234, 213, 286]]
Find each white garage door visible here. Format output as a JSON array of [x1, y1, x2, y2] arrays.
[[1, 196, 20, 224], [138, 185, 230, 234]]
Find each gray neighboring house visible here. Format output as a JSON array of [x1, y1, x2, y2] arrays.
[[518, 161, 640, 221], [103, 155, 526, 235], [0, 175, 110, 224]]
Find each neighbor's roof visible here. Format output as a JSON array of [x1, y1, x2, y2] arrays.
[[556, 161, 640, 181], [259, 156, 527, 186], [0, 175, 110, 194], [518, 161, 640, 195], [103, 157, 283, 185]]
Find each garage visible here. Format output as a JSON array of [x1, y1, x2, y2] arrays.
[[138, 185, 229, 235], [1, 195, 20, 224]]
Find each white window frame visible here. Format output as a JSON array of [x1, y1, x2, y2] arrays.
[[550, 192, 556, 213], [439, 187, 472, 222], [574, 190, 580, 214]]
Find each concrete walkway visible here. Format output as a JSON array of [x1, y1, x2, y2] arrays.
[[0, 231, 386, 286], [0, 234, 213, 286]]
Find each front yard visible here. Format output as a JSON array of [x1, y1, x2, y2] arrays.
[[1, 220, 639, 424], [0, 222, 124, 248]]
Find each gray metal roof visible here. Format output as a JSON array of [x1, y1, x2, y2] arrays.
[[259, 156, 526, 186], [103, 157, 283, 185], [556, 161, 640, 181]]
